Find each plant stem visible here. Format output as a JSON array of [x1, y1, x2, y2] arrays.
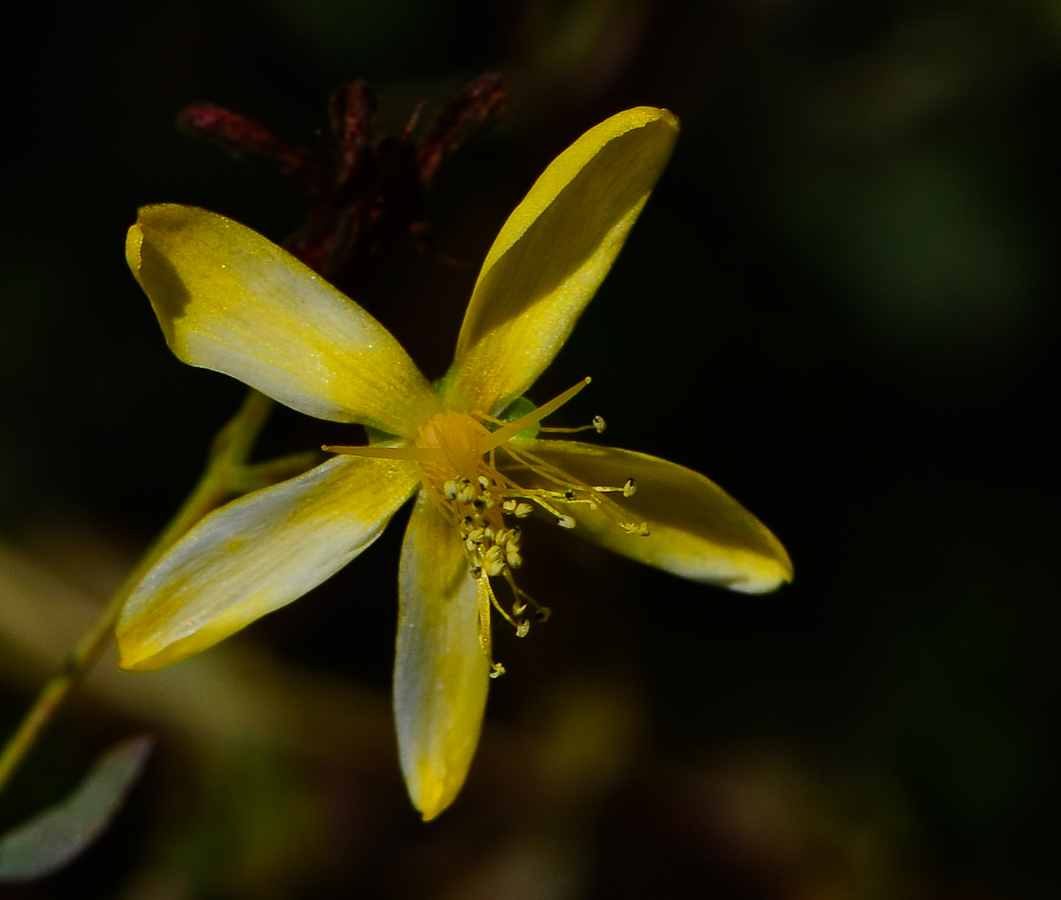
[[0, 390, 274, 797]]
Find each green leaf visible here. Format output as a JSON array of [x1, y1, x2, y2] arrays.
[[0, 735, 155, 882]]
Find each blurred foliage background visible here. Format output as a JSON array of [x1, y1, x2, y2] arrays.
[[1, 0, 1058, 897]]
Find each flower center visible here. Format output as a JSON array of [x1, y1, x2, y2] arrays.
[[325, 378, 648, 676], [412, 410, 544, 676]]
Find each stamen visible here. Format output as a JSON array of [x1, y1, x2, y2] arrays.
[[539, 413, 607, 436], [476, 576, 506, 678], [503, 572, 551, 623], [497, 442, 647, 536], [592, 477, 637, 498], [323, 444, 444, 462], [481, 378, 592, 452]]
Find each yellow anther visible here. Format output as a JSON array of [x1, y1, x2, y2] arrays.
[[593, 415, 606, 433], [483, 546, 505, 577], [557, 515, 576, 529], [457, 479, 476, 504]]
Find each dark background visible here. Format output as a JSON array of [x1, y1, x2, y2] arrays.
[[1, 1, 1057, 897]]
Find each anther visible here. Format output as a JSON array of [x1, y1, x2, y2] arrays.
[[593, 415, 606, 433], [478, 475, 490, 490], [490, 662, 506, 678], [515, 619, 530, 638], [483, 546, 505, 577], [623, 478, 636, 498], [534, 607, 551, 622], [444, 480, 458, 500], [515, 503, 534, 518], [457, 478, 476, 504], [557, 515, 576, 529]]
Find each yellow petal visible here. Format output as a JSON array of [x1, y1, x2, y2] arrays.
[[117, 456, 419, 671], [443, 108, 679, 415], [528, 441, 793, 593], [127, 205, 440, 437], [393, 492, 490, 820]]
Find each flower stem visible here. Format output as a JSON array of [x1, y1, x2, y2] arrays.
[[0, 389, 275, 797]]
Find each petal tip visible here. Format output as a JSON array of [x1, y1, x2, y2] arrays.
[[731, 552, 794, 595], [115, 624, 170, 672], [408, 767, 458, 822]]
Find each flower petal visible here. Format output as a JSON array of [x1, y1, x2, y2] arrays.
[[526, 441, 793, 593], [117, 455, 419, 671], [127, 205, 440, 436], [444, 108, 679, 415], [394, 492, 489, 820]]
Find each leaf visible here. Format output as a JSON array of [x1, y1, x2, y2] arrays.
[[0, 734, 155, 882]]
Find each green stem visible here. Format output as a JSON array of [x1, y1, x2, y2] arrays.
[[0, 390, 274, 797]]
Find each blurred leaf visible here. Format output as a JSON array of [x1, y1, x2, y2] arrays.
[[0, 734, 154, 883]]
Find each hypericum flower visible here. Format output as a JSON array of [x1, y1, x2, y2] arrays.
[[119, 107, 792, 819]]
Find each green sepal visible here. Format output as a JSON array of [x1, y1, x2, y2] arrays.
[[496, 396, 540, 441], [365, 424, 400, 445]]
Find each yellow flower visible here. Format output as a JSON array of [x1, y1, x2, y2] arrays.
[[119, 108, 792, 820]]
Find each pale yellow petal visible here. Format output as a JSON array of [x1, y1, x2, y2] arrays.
[[393, 492, 490, 820], [526, 441, 792, 593], [444, 108, 679, 415], [127, 205, 440, 436], [117, 456, 419, 671]]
